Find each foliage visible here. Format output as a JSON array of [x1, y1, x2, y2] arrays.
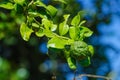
[[0, 0, 94, 70]]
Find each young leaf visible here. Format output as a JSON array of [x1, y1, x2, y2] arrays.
[[0, 3, 14, 9], [44, 29, 55, 38], [34, 0, 46, 8], [80, 26, 93, 38], [71, 13, 80, 26], [69, 27, 76, 40], [59, 14, 70, 35], [79, 20, 86, 27], [54, 0, 67, 4], [51, 24, 57, 31], [28, 12, 45, 18], [42, 18, 51, 30], [67, 57, 76, 70], [59, 23, 69, 36], [47, 37, 67, 49], [88, 45, 94, 56], [35, 28, 44, 37], [14, 0, 25, 5], [46, 5, 57, 16], [20, 22, 33, 41]]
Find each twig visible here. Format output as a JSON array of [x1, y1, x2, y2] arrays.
[[73, 70, 77, 80], [77, 74, 112, 80]]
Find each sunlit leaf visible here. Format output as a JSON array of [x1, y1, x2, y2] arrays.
[[51, 24, 57, 31], [67, 57, 76, 70], [34, 0, 46, 8], [71, 13, 80, 26], [79, 20, 86, 27], [28, 12, 45, 18], [54, 0, 67, 4], [35, 28, 44, 37], [44, 29, 55, 38], [42, 18, 51, 30], [32, 23, 39, 28], [46, 5, 57, 16], [59, 23, 69, 35], [20, 22, 33, 41], [88, 45, 94, 56], [0, 3, 14, 9], [59, 14, 70, 35], [14, 0, 25, 5], [80, 26, 93, 38], [69, 27, 76, 40], [47, 37, 67, 49]]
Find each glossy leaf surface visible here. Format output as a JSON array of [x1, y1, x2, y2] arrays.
[[20, 23, 33, 41]]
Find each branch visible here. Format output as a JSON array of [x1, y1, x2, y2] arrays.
[[77, 74, 111, 80]]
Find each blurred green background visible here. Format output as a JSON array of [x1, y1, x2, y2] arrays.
[[1, 0, 120, 80]]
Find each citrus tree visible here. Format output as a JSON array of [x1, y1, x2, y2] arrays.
[[1, 0, 112, 80]]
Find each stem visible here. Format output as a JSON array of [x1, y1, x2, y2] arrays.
[[77, 74, 111, 80]]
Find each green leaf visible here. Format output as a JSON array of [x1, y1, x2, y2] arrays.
[[14, 4, 24, 14], [20, 22, 33, 41], [78, 57, 91, 67], [51, 24, 57, 31], [32, 23, 39, 28], [34, 0, 46, 8], [59, 14, 70, 35], [47, 37, 67, 49], [71, 13, 80, 26], [44, 29, 55, 38], [88, 45, 94, 56], [54, 0, 67, 4], [28, 12, 45, 18], [80, 26, 93, 38], [0, 3, 14, 9], [14, 0, 25, 5], [59, 23, 69, 36], [46, 5, 57, 16], [79, 20, 86, 27], [69, 27, 76, 40], [67, 57, 76, 70], [42, 18, 51, 30], [35, 28, 44, 37]]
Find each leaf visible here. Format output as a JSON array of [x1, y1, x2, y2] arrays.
[[14, 4, 24, 14], [69, 27, 76, 40], [79, 20, 86, 27], [47, 37, 67, 49], [28, 12, 45, 18], [14, 0, 25, 5], [59, 14, 70, 35], [78, 57, 91, 67], [44, 29, 55, 38], [0, 3, 14, 9], [34, 0, 46, 8], [20, 22, 33, 41], [59, 23, 69, 36], [80, 26, 93, 38], [51, 24, 57, 31], [88, 45, 94, 56], [42, 18, 51, 30], [32, 23, 39, 28], [71, 13, 80, 26], [35, 28, 44, 37], [54, 0, 67, 4], [46, 5, 57, 16], [67, 57, 76, 70]]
